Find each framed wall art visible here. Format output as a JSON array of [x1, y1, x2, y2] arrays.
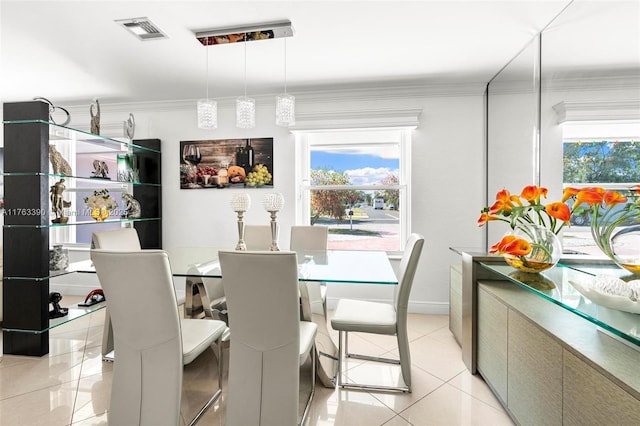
[[180, 138, 273, 189]]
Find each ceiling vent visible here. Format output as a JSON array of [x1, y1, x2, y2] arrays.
[[115, 17, 168, 41]]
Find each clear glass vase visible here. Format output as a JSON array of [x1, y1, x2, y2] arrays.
[[503, 224, 562, 273], [591, 208, 640, 275]]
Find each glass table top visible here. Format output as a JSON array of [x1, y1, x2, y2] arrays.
[[74, 247, 399, 285], [477, 261, 640, 347]]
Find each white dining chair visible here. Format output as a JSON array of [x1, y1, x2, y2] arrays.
[[219, 250, 317, 426], [91, 249, 228, 426], [290, 225, 329, 319], [330, 233, 424, 392], [243, 224, 272, 250], [91, 228, 142, 361], [92, 228, 188, 360]]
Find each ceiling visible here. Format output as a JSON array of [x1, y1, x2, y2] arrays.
[[0, 0, 619, 106]]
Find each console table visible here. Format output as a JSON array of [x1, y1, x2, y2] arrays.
[[453, 251, 640, 424]]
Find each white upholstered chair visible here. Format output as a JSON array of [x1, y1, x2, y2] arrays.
[[91, 249, 227, 425], [219, 250, 317, 426], [330, 233, 424, 392], [185, 225, 271, 321], [290, 225, 329, 320], [91, 228, 188, 359], [243, 225, 272, 250], [91, 228, 142, 360]]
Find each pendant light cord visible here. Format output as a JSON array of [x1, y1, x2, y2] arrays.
[[205, 38, 210, 99], [283, 38, 288, 94], [243, 32, 247, 98]]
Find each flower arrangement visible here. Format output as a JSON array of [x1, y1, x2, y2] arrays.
[[478, 185, 571, 267], [84, 189, 118, 211], [568, 185, 640, 274], [478, 184, 640, 273]]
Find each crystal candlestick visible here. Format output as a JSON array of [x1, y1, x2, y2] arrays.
[[230, 193, 251, 250], [262, 193, 284, 251]]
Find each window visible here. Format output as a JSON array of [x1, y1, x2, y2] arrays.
[[296, 128, 411, 252]]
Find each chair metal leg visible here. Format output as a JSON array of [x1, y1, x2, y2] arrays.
[[299, 343, 316, 426], [336, 331, 411, 393], [187, 337, 224, 426]]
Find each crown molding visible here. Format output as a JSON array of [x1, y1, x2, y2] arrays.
[[290, 108, 423, 131], [553, 100, 640, 124]]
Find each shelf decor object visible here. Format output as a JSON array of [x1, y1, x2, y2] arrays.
[[124, 113, 136, 140], [89, 99, 100, 135], [84, 189, 118, 222], [231, 193, 251, 250], [262, 192, 284, 251]]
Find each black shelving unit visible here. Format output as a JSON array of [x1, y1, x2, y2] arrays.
[[2, 101, 162, 356]]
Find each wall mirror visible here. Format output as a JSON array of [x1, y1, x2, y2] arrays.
[[485, 0, 640, 252]]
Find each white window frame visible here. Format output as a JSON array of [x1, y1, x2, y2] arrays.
[[294, 128, 412, 253]]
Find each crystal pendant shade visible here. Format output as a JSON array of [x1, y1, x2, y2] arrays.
[[236, 96, 256, 128], [197, 99, 218, 129], [275, 94, 295, 126]]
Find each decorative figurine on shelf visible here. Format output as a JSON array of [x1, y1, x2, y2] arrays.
[[49, 245, 69, 271], [50, 179, 71, 224], [34, 97, 71, 126], [91, 160, 110, 179], [122, 192, 141, 219], [124, 113, 135, 140], [49, 145, 72, 176], [49, 292, 69, 319], [90, 98, 101, 135]]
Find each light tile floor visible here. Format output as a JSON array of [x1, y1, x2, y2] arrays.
[[0, 297, 514, 425]]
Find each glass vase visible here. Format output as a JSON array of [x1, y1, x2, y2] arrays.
[[591, 210, 640, 275], [503, 225, 562, 273]]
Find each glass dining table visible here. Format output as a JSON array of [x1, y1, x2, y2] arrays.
[[76, 247, 398, 387]]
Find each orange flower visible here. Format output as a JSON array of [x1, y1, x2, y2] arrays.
[[489, 235, 517, 254], [490, 235, 531, 256], [603, 190, 627, 207], [477, 212, 499, 226], [562, 187, 580, 202], [632, 185, 640, 195], [546, 202, 571, 223], [521, 185, 547, 203], [575, 188, 604, 207], [502, 237, 532, 257]]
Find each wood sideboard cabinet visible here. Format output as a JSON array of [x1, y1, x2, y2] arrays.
[[451, 251, 640, 425]]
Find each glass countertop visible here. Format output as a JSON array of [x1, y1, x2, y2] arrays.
[[75, 247, 399, 285], [477, 262, 640, 347]]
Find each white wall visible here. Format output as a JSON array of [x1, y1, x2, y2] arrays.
[[41, 86, 488, 313]]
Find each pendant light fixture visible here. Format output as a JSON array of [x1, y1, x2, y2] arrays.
[[197, 37, 217, 129], [236, 32, 256, 129], [276, 38, 295, 127]]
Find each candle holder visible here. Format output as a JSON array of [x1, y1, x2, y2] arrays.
[[262, 193, 285, 251], [230, 193, 251, 250]]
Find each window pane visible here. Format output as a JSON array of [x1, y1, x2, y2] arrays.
[[310, 189, 401, 251]]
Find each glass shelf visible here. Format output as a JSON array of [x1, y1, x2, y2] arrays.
[[4, 217, 161, 229], [2, 172, 161, 187], [2, 302, 106, 334], [477, 262, 640, 347], [2, 119, 160, 154]]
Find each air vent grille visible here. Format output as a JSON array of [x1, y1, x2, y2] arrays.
[[116, 17, 168, 41]]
